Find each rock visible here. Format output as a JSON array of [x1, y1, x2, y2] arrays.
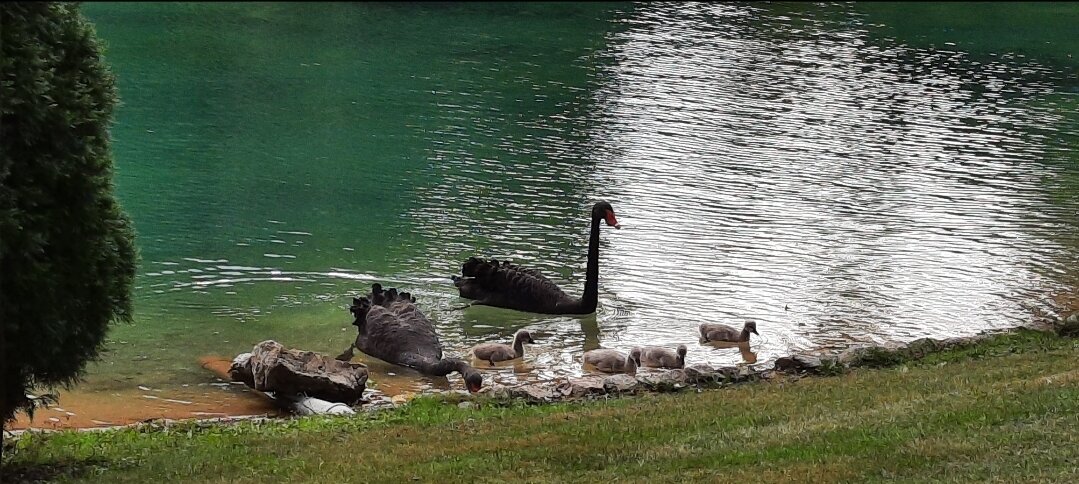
[[557, 376, 607, 398], [683, 364, 756, 386], [457, 401, 474, 409], [603, 374, 639, 394], [938, 337, 973, 349], [900, 338, 942, 359], [480, 383, 513, 400], [683, 364, 720, 384], [817, 356, 842, 374], [363, 388, 386, 400], [242, 340, 368, 405], [835, 345, 870, 366], [773, 354, 822, 373], [508, 384, 559, 403], [1056, 312, 1079, 337], [693, 365, 747, 383], [635, 370, 687, 392], [734, 365, 766, 382], [366, 394, 392, 404], [360, 396, 396, 412], [228, 353, 254, 387], [836, 345, 903, 368]]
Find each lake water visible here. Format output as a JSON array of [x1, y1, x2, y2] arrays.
[[19, 2, 1079, 427]]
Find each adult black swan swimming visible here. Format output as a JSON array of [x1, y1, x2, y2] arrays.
[[452, 201, 620, 315], [336, 283, 483, 392]]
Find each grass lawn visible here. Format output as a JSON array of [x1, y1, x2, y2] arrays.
[[4, 329, 1079, 483]]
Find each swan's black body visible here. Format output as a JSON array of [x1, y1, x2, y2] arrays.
[[340, 283, 482, 392], [452, 201, 619, 315]]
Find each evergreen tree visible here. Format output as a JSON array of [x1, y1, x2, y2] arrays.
[[0, 1, 138, 435]]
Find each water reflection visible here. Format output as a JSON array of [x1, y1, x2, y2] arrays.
[[580, 2, 1075, 364], [701, 341, 759, 365]]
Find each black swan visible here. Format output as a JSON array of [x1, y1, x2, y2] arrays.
[[699, 321, 759, 343], [470, 329, 536, 366], [452, 201, 620, 315], [336, 283, 483, 392]]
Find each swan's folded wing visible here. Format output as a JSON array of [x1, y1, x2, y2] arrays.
[[358, 305, 444, 363], [470, 342, 508, 361], [486, 260, 570, 304]]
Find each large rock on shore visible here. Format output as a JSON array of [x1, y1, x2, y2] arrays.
[[229, 340, 368, 405]]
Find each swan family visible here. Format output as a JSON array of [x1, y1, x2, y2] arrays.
[[337, 201, 759, 392]]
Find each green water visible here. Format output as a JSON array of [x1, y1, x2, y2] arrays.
[[82, 2, 634, 391], [70, 2, 1078, 402]]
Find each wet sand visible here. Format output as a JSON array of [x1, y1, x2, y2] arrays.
[[7, 357, 282, 431], [6, 354, 476, 432]]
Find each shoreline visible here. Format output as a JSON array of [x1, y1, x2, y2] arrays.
[[6, 324, 1079, 482], [8, 309, 1074, 436]]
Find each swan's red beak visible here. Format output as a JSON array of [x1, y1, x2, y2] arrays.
[[604, 210, 621, 229], [467, 381, 482, 393]]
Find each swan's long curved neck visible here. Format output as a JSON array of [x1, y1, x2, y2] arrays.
[[512, 336, 525, 358], [422, 357, 472, 377], [578, 215, 602, 314], [740, 328, 751, 342]]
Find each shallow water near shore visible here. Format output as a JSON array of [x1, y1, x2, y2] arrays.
[[12, 2, 1079, 430]]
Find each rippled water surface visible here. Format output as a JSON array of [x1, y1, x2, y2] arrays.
[[34, 2, 1079, 423]]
